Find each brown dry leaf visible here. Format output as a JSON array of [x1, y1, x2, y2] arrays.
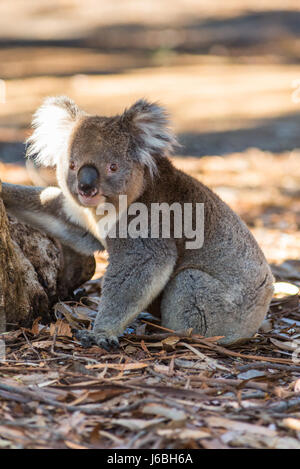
[[29, 317, 41, 336], [206, 417, 277, 437], [268, 437, 300, 450], [200, 336, 224, 342], [274, 386, 291, 399], [0, 425, 26, 441], [86, 362, 148, 370], [0, 329, 23, 343], [49, 319, 72, 338], [55, 303, 90, 328], [57, 411, 86, 435], [282, 418, 300, 431], [89, 424, 102, 444], [153, 364, 170, 374], [175, 358, 211, 370], [14, 372, 59, 385], [237, 369, 266, 380], [157, 428, 210, 440], [142, 403, 186, 421], [87, 389, 128, 403], [69, 391, 90, 406], [31, 340, 74, 350], [161, 335, 180, 351], [180, 342, 230, 371], [0, 439, 16, 449], [64, 440, 89, 449], [270, 338, 298, 352], [222, 432, 300, 449], [140, 340, 150, 354], [54, 341, 75, 350], [294, 379, 300, 393], [124, 345, 137, 354], [73, 305, 98, 317], [29, 340, 53, 350], [145, 341, 165, 348], [111, 418, 165, 431], [201, 438, 229, 449]]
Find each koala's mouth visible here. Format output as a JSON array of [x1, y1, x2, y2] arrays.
[[78, 190, 106, 207]]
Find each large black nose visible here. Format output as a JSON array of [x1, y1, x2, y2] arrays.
[[77, 165, 99, 196]]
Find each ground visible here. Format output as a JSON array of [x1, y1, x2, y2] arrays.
[[0, 0, 300, 450]]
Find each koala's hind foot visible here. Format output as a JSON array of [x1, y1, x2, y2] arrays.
[[160, 268, 273, 345], [75, 329, 119, 351]]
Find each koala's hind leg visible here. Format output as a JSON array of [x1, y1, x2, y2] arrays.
[[160, 269, 273, 344]]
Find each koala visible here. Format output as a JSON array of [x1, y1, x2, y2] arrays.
[[1, 96, 274, 349]]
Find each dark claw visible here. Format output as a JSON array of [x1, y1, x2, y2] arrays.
[[74, 330, 96, 348], [111, 338, 120, 349], [96, 338, 110, 351], [95, 336, 119, 351], [75, 329, 119, 350]]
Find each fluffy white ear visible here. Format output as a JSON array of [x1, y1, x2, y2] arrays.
[[123, 99, 177, 176], [26, 96, 84, 167]]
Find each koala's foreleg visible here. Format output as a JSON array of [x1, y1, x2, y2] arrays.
[[76, 237, 177, 349], [1, 183, 104, 255]]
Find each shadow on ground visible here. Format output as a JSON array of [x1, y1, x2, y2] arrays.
[[2, 110, 300, 163], [179, 111, 300, 156], [0, 9, 300, 80]]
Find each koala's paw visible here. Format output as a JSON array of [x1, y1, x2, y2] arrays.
[[75, 329, 119, 351]]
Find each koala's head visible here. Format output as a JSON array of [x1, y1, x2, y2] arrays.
[[26, 96, 176, 208]]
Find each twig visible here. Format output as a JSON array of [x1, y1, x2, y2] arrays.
[[178, 342, 230, 371], [22, 330, 41, 360], [140, 321, 178, 332], [236, 362, 300, 373], [190, 376, 269, 392], [190, 337, 296, 365], [127, 332, 190, 341]]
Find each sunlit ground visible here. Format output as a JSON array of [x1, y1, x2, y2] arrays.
[[1, 0, 300, 270]]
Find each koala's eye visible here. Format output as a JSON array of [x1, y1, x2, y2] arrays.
[[108, 163, 118, 173], [69, 161, 76, 170]]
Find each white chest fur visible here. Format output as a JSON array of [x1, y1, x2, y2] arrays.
[[62, 195, 125, 250]]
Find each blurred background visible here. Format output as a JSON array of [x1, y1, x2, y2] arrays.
[[1, 0, 300, 267]]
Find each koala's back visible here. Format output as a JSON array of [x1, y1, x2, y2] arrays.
[[141, 157, 273, 292], [138, 158, 274, 342]]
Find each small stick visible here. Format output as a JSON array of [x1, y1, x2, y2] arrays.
[[236, 362, 300, 373], [190, 337, 295, 365], [190, 376, 269, 392], [22, 329, 41, 360], [140, 321, 179, 333]]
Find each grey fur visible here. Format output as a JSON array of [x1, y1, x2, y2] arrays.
[[1, 96, 274, 350]]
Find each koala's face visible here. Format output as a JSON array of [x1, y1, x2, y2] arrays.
[[65, 116, 140, 208], [27, 96, 176, 209]]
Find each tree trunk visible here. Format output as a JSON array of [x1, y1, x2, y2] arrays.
[[0, 185, 95, 332]]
